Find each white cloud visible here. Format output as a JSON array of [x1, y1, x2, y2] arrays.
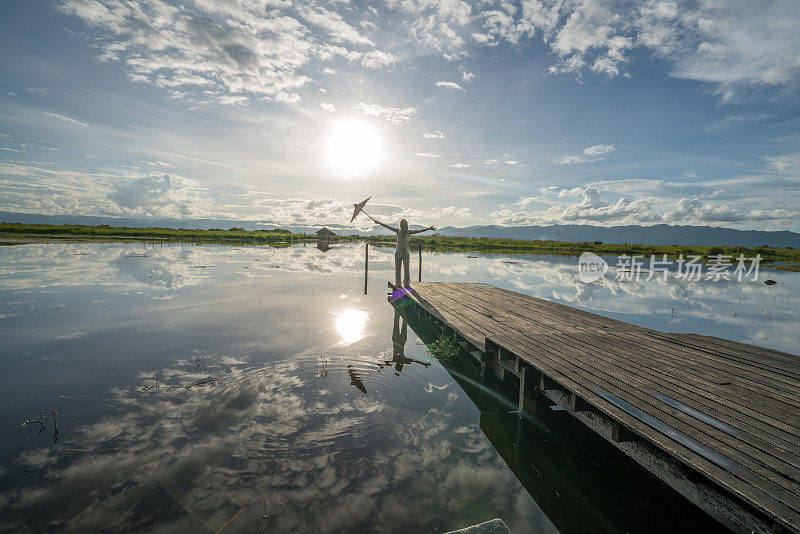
[[583, 144, 615, 156], [554, 144, 614, 164], [255, 197, 351, 225], [42, 111, 89, 127], [441, 205, 471, 217], [504, 160, 518, 165], [493, 187, 659, 225], [109, 173, 208, 217], [435, 80, 465, 91], [26, 87, 50, 95], [60, 0, 396, 105], [416, 152, 441, 158], [637, 0, 800, 94], [275, 91, 302, 104], [388, 0, 471, 58], [216, 95, 249, 106], [359, 50, 397, 69], [470, 0, 800, 94], [450, 163, 470, 168], [553, 155, 583, 164], [320, 102, 336, 113], [484, 159, 499, 164], [423, 131, 445, 139], [356, 103, 418, 125], [491, 183, 800, 227], [461, 71, 475, 82], [298, 6, 373, 46], [665, 196, 800, 224]]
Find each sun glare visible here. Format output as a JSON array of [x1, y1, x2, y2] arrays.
[[327, 120, 383, 177], [336, 309, 369, 345]]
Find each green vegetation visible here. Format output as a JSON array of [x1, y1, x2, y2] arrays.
[[366, 234, 800, 265], [426, 336, 461, 365], [1, 222, 798, 267], [0, 223, 296, 245]]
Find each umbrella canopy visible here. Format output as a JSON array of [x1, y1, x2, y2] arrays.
[[350, 197, 370, 222]]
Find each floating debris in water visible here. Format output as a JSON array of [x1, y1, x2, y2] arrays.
[[52, 405, 59, 444], [259, 490, 269, 520], [18, 410, 46, 434], [142, 380, 159, 391], [141, 377, 219, 391], [764, 279, 777, 285]]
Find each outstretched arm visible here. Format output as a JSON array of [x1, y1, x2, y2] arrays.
[[371, 217, 399, 233], [409, 225, 436, 235]]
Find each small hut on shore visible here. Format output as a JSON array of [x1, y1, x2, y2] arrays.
[[316, 227, 336, 239]]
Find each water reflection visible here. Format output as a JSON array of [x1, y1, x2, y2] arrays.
[[382, 309, 431, 373], [0, 241, 796, 533], [336, 309, 369, 345]]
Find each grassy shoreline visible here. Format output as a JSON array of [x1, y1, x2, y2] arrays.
[[2, 222, 798, 268]]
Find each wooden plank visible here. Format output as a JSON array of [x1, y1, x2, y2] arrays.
[[488, 331, 800, 531], [399, 282, 800, 534], [453, 283, 800, 417], [465, 283, 800, 389], [474, 284, 800, 386], [418, 283, 800, 431], [419, 283, 800, 472]]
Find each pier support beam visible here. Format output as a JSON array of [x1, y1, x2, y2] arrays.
[[612, 421, 637, 443], [569, 392, 589, 413], [518, 366, 537, 417]]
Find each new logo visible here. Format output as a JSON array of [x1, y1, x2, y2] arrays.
[[578, 252, 608, 283]]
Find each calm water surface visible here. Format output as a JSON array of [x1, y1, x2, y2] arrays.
[[0, 241, 796, 533]]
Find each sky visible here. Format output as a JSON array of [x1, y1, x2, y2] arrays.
[[1, 0, 799, 231]]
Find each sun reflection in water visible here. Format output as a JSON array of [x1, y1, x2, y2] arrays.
[[336, 309, 369, 345]]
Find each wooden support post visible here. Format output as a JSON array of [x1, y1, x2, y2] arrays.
[[498, 346, 514, 361], [569, 392, 589, 413], [773, 521, 791, 534], [364, 243, 368, 296], [418, 244, 422, 282], [612, 421, 637, 443], [538, 372, 555, 392], [518, 366, 537, 417]]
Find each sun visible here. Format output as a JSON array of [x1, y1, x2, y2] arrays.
[[336, 309, 369, 345], [327, 120, 383, 177]]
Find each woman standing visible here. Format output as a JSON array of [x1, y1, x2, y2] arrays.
[[373, 218, 435, 286]]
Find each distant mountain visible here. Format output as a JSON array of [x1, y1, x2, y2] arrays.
[[435, 224, 800, 248], [1, 212, 797, 247]]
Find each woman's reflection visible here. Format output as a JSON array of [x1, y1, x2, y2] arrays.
[[385, 309, 431, 373]]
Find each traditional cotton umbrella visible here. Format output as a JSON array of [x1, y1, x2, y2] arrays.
[[350, 196, 377, 223]]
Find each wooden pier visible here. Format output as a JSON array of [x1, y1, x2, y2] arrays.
[[390, 282, 800, 534]]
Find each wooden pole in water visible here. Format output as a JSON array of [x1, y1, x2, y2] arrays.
[[418, 244, 422, 282], [364, 242, 369, 295]]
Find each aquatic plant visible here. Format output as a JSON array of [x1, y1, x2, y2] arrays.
[[426, 336, 461, 365]]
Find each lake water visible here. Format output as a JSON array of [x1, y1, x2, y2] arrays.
[[0, 241, 796, 533]]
